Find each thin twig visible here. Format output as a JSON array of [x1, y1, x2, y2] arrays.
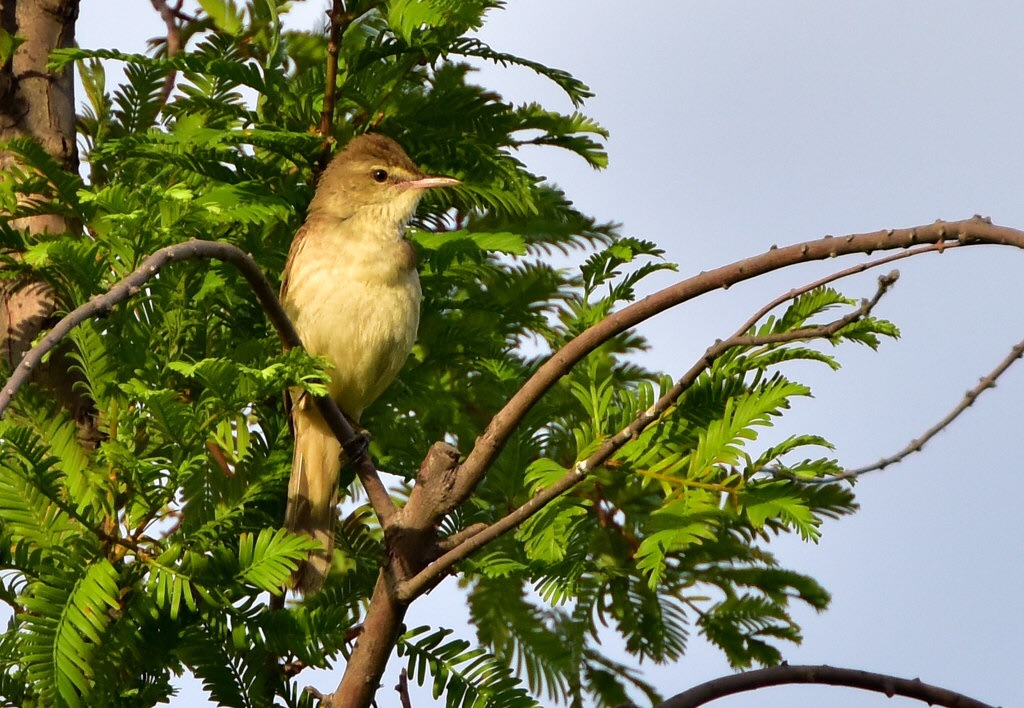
[[398, 274, 898, 600], [780, 335, 1024, 484], [318, 0, 349, 159], [732, 241, 958, 337], [396, 668, 413, 708], [0, 240, 398, 524], [149, 0, 183, 106]]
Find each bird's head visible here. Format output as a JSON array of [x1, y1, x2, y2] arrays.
[[309, 134, 460, 226]]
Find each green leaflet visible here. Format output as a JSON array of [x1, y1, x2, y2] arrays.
[[20, 560, 120, 707], [399, 625, 539, 708], [235, 528, 320, 592]]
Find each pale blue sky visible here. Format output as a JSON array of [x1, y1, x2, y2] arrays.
[[80, 2, 1024, 706]]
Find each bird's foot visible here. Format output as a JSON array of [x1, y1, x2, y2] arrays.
[[345, 428, 372, 463]]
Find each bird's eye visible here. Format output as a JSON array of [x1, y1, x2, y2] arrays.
[[371, 169, 388, 183]]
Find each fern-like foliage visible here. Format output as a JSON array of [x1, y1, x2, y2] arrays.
[[399, 625, 539, 708], [0, 1, 899, 706]]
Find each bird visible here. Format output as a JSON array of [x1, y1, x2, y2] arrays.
[[280, 133, 459, 594]]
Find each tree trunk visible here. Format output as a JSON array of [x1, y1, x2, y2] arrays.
[[0, 0, 93, 439]]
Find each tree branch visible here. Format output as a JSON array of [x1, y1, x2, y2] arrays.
[[655, 664, 997, 708], [0, 239, 397, 524], [396, 668, 412, 708], [451, 217, 1024, 509], [732, 241, 958, 337], [398, 273, 899, 600]]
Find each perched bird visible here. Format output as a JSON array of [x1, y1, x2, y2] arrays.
[[280, 134, 459, 594]]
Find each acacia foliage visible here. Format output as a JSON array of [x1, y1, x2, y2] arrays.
[[0, 1, 895, 706]]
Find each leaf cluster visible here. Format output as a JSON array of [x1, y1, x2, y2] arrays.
[[0, 1, 896, 705]]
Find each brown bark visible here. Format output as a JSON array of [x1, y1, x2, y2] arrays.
[[0, 0, 92, 438], [657, 664, 996, 708], [0, 0, 78, 166]]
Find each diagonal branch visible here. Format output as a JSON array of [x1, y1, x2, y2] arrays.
[[398, 273, 899, 600], [655, 663, 996, 708], [0, 239, 397, 524], [449, 217, 1024, 509]]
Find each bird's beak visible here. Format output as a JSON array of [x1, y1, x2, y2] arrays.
[[400, 175, 461, 191]]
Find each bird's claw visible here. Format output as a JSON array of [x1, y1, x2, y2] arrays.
[[347, 429, 372, 462]]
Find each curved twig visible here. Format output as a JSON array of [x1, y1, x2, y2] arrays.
[[655, 664, 997, 708], [0, 239, 397, 524], [732, 241, 959, 337], [0, 241, 293, 414]]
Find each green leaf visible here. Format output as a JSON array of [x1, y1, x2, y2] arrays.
[[21, 560, 121, 707], [198, 0, 244, 35], [236, 528, 321, 592], [0, 28, 25, 65], [516, 498, 590, 563], [635, 501, 721, 588], [450, 38, 595, 107], [742, 484, 822, 541], [412, 229, 527, 255], [399, 626, 540, 708]]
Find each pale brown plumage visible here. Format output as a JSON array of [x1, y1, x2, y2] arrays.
[[281, 134, 458, 594]]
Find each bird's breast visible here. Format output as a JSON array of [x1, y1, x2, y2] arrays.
[[283, 217, 421, 420]]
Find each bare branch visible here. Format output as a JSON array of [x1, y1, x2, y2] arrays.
[[732, 241, 958, 337], [325, 570, 407, 708], [655, 664, 997, 708], [781, 334, 1024, 484], [851, 335, 1024, 473], [0, 239, 397, 524]]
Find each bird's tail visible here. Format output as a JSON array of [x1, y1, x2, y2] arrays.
[[285, 396, 342, 595]]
